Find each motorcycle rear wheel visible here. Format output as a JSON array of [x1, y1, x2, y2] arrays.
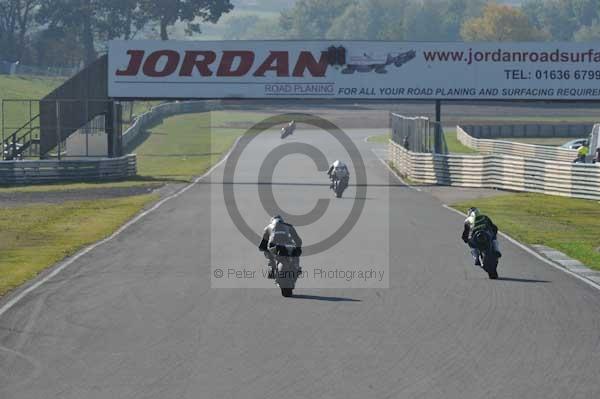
[[482, 252, 499, 279]]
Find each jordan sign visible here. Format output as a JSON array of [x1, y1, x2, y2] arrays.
[[108, 40, 600, 100]]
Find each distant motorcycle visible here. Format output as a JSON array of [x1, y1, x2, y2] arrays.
[[270, 244, 301, 297], [281, 120, 295, 139], [472, 231, 499, 279], [332, 175, 348, 198]]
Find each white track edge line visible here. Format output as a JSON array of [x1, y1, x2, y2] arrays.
[[0, 137, 241, 317], [441, 204, 600, 291], [373, 149, 421, 192]]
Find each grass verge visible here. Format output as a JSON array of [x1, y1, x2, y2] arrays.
[[0, 180, 163, 193], [368, 130, 476, 153], [0, 75, 63, 99], [367, 134, 390, 144], [136, 112, 244, 181], [0, 194, 157, 296], [386, 161, 421, 186], [444, 129, 478, 154], [0, 111, 248, 297], [452, 193, 600, 270]]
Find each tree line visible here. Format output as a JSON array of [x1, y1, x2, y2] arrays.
[[224, 0, 600, 43], [0, 0, 233, 67], [3, 0, 600, 70]]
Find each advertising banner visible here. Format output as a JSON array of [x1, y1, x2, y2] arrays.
[[108, 40, 600, 100]]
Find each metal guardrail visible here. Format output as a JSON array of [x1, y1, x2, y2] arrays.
[[0, 154, 136, 185], [460, 123, 591, 139], [456, 126, 578, 163], [390, 113, 447, 154], [389, 140, 600, 200]]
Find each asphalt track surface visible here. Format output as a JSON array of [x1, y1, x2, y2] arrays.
[[2, 129, 600, 399]]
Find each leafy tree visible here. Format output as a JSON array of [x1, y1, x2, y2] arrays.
[[522, 0, 583, 40], [0, 0, 39, 60], [95, 0, 149, 41], [37, 0, 101, 64], [138, 0, 234, 40], [571, 0, 598, 27], [461, 2, 548, 41], [327, 3, 366, 39], [31, 26, 84, 67], [241, 17, 284, 39], [404, 0, 446, 41], [327, 0, 408, 40], [573, 18, 600, 40], [442, 0, 485, 40], [222, 14, 259, 39], [280, 0, 354, 39]]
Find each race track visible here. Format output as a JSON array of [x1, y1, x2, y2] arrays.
[[1, 128, 600, 399]]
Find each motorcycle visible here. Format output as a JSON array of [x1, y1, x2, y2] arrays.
[[331, 173, 348, 198], [472, 230, 499, 279], [269, 244, 301, 297], [281, 121, 295, 139]]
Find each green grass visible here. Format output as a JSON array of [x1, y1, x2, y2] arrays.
[[0, 180, 163, 193], [452, 193, 600, 270], [135, 112, 245, 181], [0, 194, 157, 296], [367, 134, 390, 144], [208, 110, 271, 127], [0, 110, 262, 191], [0, 75, 63, 100], [0, 110, 254, 297], [387, 161, 422, 186], [368, 129, 476, 153], [444, 129, 478, 154], [1, 75, 64, 133]]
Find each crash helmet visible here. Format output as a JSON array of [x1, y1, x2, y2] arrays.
[[467, 207, 480, 217], [270, 215, 284, 224]]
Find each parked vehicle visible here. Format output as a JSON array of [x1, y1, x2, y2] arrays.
[[561, 138, 588, 150]]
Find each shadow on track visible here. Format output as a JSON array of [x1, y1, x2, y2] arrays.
[[496, 277, 550, 283], [206, 181, 407, 188], [291, 294, 362, 302]]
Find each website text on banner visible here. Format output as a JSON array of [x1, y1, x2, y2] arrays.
[[108, 41, 600, 100]]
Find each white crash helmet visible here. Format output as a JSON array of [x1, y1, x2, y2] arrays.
[[270, 215, 284, 224]]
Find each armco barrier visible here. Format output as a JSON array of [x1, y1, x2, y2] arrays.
[[456, 125, 578, 163], [0, 101, 216, 185], [389, 140, 600, 200], [461, 123, 591, 139], [0, 154, 136, 185]]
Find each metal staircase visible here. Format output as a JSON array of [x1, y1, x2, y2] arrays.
[[2, 114, 40, 160]]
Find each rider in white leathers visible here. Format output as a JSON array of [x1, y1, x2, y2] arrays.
[[327, 160, 349, 189]]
